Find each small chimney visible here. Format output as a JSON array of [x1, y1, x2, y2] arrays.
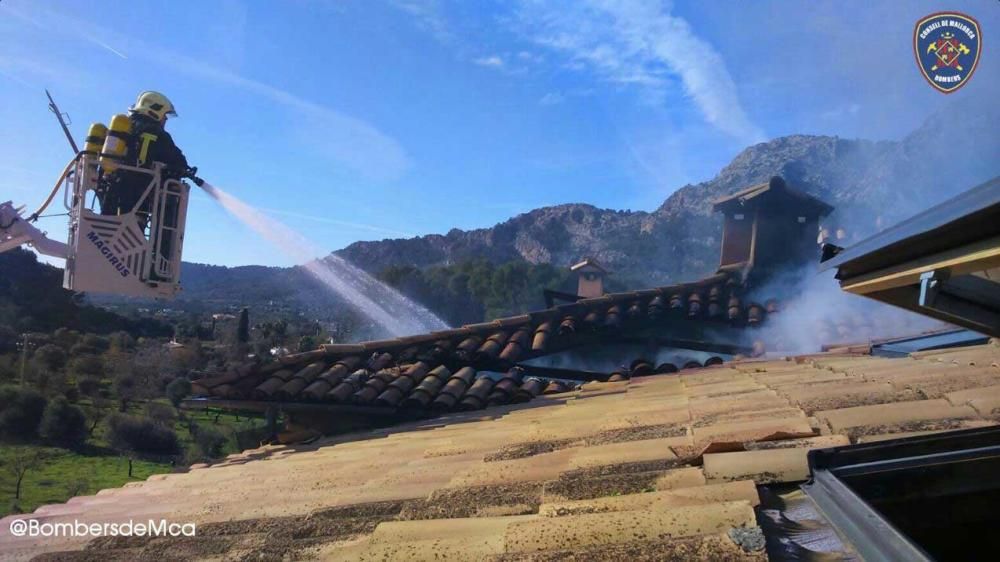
[[570, 257, 608, 298]]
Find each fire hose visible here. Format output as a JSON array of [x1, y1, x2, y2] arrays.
[[26, 152, 82, 223]]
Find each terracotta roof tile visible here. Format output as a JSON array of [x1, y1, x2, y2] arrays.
[[19, 343, 1000, 560], [188, 273, 788, 417]]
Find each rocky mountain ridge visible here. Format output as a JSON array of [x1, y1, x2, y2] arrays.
[[335, 98, 997, 284]]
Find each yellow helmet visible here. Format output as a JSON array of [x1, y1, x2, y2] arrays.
[[128, 91, 177, 121]]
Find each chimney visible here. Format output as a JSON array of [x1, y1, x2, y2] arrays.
[[570, 257, 608, 298], [712, 176, 833, 284]]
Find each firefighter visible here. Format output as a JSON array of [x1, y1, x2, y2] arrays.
[[104, 91, 193, 214], [101, 91, 195, 273]]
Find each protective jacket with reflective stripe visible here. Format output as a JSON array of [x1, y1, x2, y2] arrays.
[[127, 113, 189, 178]]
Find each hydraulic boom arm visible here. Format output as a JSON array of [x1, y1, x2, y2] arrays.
[[0, 201, 68, 259]]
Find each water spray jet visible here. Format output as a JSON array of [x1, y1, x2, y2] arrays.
[[195, 180, 449, 338]]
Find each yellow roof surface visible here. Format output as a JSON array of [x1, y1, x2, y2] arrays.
[[3, 341, 998, 561]]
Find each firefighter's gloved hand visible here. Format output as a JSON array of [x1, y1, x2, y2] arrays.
[[183, 166, 204, 187]]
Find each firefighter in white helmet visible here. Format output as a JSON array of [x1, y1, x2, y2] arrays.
[[101, 91, 196, 273], [103, 91, 195, 216]]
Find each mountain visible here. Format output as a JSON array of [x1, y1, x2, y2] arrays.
[[0, 249, 171, 342], [337, 98, 999, 285]]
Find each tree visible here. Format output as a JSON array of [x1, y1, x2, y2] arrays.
[[83, 398, 110, 437], [52, 327, 80, 350], [237, 308, 250, 343], [39, 397, 88, 449], [165, 378, 192, 407], [113, 374, 137, 412], [81, 334, 109, 352], [107, 331, 135, 352], [0, 325, 18, 354], [0, 386, 48, 440], [68, 355, 104, 379], [33, 344, 67, 372], [1, 446, 53, 500]]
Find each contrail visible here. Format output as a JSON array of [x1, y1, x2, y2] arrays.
[[88, 36, 128, 59], [261, 207, 415, 238], [4, 3, 128, 59]]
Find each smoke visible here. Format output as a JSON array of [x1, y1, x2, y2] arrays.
[[523, 344, 727, 373], [198, 182, 449, 338], [748, 256, 943, 356], [746, 96, 998, 354]]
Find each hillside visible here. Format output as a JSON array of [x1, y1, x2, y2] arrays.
[[337, 97, 998, 285], [0, 249, 170, 343]]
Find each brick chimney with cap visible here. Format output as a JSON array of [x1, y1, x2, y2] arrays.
[[570, 257, 608, 298]]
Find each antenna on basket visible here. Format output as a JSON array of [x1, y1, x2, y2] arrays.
[[46, 89, 80, 154]]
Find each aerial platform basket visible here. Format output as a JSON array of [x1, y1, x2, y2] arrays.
[[0, 152, 191, 299]]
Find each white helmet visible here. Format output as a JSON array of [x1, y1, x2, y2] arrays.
[[129, 91, 177, 121]]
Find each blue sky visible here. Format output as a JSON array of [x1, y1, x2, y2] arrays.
[[2, 0, 997, 267]]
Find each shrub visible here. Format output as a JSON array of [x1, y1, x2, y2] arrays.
[[39, 397, 88, 449], [192, 424, 227, 459], [297, 335, 317, 352], [0, 386, 48, 440], [165, 378, 192, 407], [144, 402, 176, 426], [107, 414, 180, 456]]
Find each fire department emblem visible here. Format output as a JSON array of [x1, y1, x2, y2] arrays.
[[914, 12, 981, 93]]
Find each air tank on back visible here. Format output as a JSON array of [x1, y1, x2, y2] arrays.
[[99, 114, 130, 173]]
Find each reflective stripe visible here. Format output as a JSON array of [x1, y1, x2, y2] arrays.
[[138, 132, 158, 165]]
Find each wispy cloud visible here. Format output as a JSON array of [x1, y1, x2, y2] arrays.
[[539, 92, 564, 105], [513, 0, 765, 144], [12, 4, 411, 182], [516, 50, 544, 64], [473, 55, 505, 68], [159, 52, 411, 181], [821, 103, 861, 120], [391, 0, 454, 44]]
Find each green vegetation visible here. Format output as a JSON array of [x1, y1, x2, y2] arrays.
[[0, 403, 267, 517], [379, 258, 633, 325], [0, 445, 167, 517], [378, 259, 572, 325], [0, 250, 279, 518]]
